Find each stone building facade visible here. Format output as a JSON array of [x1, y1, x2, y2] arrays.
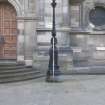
[[0, 0, 36, 66], [0, 0, 105, 73]]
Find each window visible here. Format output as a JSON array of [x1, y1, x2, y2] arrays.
[[89, 6, 105, 26]]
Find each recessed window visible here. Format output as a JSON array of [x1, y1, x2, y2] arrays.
[[89, 6, 105, 26]]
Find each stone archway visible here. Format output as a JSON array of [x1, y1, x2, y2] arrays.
[[7, 0, 25, 63], [8, 0, 22, 16], [0, 2, 17, 59]]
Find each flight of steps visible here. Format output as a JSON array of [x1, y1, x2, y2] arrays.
[[0, 63, 45, 83]]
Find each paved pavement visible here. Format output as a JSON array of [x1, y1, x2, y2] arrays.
[[0, 75, 105, 105]]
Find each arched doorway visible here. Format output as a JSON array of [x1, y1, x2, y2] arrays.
[[0, 2, 17, 59]]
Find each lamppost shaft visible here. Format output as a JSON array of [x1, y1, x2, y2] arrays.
[[52, 0, 56, 37]]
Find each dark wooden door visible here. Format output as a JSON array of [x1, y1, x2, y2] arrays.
[[0, 2, 17, 59]]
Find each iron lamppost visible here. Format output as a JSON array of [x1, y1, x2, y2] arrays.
[[46, 0, 61, 82]]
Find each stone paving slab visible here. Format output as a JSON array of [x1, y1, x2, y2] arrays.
[[0, 75, 105, 105]]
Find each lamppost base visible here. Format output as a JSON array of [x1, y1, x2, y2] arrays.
[[46, 76, 61, 83], [46, 68, 61, 82]]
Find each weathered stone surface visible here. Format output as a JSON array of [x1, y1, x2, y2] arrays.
[[34, 0, 105, 72], [1, 0, 105, 73]]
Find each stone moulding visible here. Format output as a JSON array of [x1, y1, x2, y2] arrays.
[[8, 0, 22, 16]]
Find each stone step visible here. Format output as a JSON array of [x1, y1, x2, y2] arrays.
[[0, 62, 24, 66], [0, 68, 38, 74], [0, 66, 27, 70], [0, 63, 44, 83], [0, 73, 45, 83], [0, 70, 40, 78]]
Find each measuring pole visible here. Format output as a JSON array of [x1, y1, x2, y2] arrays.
[[53, 37, 55, 78]]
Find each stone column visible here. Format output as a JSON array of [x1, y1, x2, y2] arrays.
[[17, 19, 25, 63], [24, 18, 36, 66]]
